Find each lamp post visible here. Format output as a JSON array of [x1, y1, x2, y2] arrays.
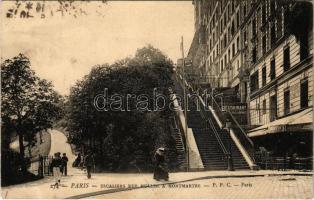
[[225, 118, 234, 171]]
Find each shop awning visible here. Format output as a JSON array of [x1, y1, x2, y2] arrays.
[[248, 108, 313, 137]]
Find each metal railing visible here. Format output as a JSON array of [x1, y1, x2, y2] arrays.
[[198, 97, 229, 159], [28, 155, 52, 177], [176, 74, 229, 165], [209, 93, 256, 163], [227, 111, 255, 162]]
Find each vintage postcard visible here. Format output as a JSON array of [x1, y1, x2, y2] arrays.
[[1, 0, 313, 199]]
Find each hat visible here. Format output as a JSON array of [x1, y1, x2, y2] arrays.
[[158, 147, 165, 152], [156, 147, 165, 155]]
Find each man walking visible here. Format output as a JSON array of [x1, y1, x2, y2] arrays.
[[61, 153, 69, 176], [51, 152, 62, 188], [84, 151, 95, 179]]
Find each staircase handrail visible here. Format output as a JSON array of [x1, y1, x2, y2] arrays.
[[227, 111, 255, 161], [176, 74, 229, 158], [198, 98, 229, 157], [208, 116, 229, 156], [210, 93, 255, 162], [227, 111, 254, 147], [211, 93, 227, 122]]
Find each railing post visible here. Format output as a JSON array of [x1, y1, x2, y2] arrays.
[[211, 88, 214, 107], [38, 155, 43, 178], [226, 120, 234, 171]]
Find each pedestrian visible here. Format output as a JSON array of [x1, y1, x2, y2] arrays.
[[38, 154, 44, 178], [61, 153, 69, 176], [72, 153, 81, 168], [153, 147, 169, 181], [51, 152, 62, 188], [83, 150, 95, 179]]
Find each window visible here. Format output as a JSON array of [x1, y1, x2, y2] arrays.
[[283, 46, 290, 71], [237, 36, 240, 52], [252, 18, 256, 38], [224, 54, 227, 68], [270, 95, 277, 122], [224, 34, 227, 47], [270, 58, 276, 80], [270, 0, 276, 16], [221, 60, 224, 72], [276, 14, 283, 39], [262, 99, 266, 115], [213, 32, 215, 43], [228, 26, 231, 42], [224, 12, 227, 26], [243, 3, 247, 16], [262, 3, 266, 24], [228, 49, 231, 61], [237, 12, 240, 28], [284, 9, 290, 33], [300, 79, 309, 108], [262, 66, 266, 86], [250, 71, 259, 92], [232, 43, 235, 57], [252, 46, 257, 63], [228, 4, 231, 18], [271, 25, 276, 47], [262, 35, 266, 54], [243, 31, 247, 45], [257, 103, 261, 123], [231, 20, 235, 36], [300, 35, 309, 60], [284, 89, 290, 115]]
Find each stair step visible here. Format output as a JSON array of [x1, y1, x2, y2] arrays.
[[173, 80, 250, 171]]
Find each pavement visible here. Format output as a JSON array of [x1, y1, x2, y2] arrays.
[[91, 175, 313, 199], [1, 129, 313, 199]]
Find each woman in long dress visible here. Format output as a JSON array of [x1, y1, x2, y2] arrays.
[[153, 147, 169, 181]]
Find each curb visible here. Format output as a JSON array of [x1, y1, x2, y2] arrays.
[[66, 172, 312, 199]]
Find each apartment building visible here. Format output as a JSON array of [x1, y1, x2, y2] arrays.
[[186, 0, 313, 157]]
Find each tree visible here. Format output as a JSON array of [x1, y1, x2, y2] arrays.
[[66, 45, 178, 171], [1, 54, 61, 172]]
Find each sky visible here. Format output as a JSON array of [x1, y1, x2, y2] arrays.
[[1, 1, 194, 95]]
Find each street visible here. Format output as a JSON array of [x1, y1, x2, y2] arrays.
[[2, 130, 313, 199], [92, 176, 313, 199], [49, 129, 83, 177]]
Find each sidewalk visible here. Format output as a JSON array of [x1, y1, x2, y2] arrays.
[[2, 169, 312, 199], [2, 130, 312, 199]]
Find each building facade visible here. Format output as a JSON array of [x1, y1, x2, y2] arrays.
[[186, 0, 313, 157]]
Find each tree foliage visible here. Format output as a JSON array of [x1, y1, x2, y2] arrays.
[[1, 54, 62, 171], [66, 45, 178, 171]]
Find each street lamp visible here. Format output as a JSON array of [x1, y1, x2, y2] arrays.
[[225, 118, 234, 171]]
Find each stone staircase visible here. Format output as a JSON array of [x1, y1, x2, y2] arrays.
[[168, 113, 187, 170], [204, 109, 250, 170], [173, 79, 250, 170], [171, 126, 187, 169]]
